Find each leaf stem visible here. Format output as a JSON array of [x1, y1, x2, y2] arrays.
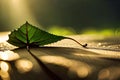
[[65, 37, 87, 48]]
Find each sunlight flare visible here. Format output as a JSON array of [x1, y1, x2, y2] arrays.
[[0, 50, 20, 61], [40, 56, 92, 78], [15, 59, 33, 73], [98, 67, 120, 80], [0, 61, 10, 80], [10, 0, 39, 26], [0, 32, 9, 42], [0, 61, 9, 72]]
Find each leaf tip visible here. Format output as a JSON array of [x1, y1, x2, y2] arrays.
[[25, 21, 29, 24]]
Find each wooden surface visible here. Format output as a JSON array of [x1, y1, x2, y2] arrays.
[[0, 32, 120, 80]]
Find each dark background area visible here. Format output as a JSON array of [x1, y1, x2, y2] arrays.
[[0, 0, 120, 33]]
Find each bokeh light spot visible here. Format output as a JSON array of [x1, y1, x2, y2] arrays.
[[0, 50, 20, 61], [15, 59, 33, 73]]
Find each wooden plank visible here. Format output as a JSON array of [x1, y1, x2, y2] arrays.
[[0, 32, 120, 80]]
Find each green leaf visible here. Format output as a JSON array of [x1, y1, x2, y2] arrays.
[[7, 22, 65, 47], [7, 22, 87, 48]]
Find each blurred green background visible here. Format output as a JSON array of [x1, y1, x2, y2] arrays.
[[0, 0, 120, 35]]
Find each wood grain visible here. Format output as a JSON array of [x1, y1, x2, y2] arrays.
[[0, 32, 120, 80]]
